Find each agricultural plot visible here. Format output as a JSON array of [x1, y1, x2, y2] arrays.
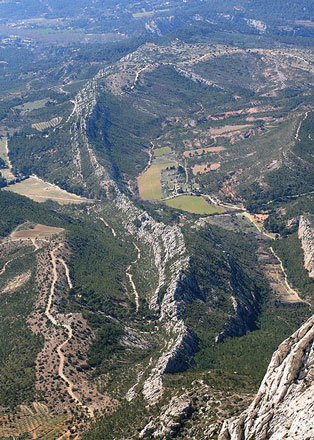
[[4, 176, 90, 205], [210, 125, 253, 136], [32, 117, 62, 131], [153, 146, 172, 157], [14, 99, 50, 113], [192, 163, 221, 175], [11, 223, 64, 240], [0, 402, 67, 439], [0, 137, 7, 163], [184, 146, 225, 158], [165, 195, 226, 214], [137, 162, 177, 200]]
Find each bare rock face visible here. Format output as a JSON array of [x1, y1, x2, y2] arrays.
[[139, 394, 192, 439], [69, 72, 200, 404], [219, 314, 314, 440], [298, 215, 314, 278]]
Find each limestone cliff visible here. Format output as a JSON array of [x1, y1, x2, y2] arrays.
[[298, 215, 314, 278], [68, 70, 200, 404], [219, 314, 314, 440]]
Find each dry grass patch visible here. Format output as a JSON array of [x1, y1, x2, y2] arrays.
[[4, 176, 90, 205], [210, 124, 253, 136], [192, 163, 221, 175], [137, 162, 177, 200], [184, 147, 225, 158], [11, 224, 64, 240]]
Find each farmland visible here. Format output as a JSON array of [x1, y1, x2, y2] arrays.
[[14, 99, 50, 113], [165, 195, 226, 214], [32, 117, 62, 132], [137, 162, 177, 200], [153, 146, 172, 157], [183, 147, 225, 158], [0, 403, 67, 439], [4, 176, 90, 205], [0, 137, 7, 163]]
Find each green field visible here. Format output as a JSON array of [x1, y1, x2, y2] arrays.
[[14, 99, 49, 112], [165, 195, 226, 214], [154, 146, 172, 157], [0, 137, 7, 162], [137, 162, 176, 200]]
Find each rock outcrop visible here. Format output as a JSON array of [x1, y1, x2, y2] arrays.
[[219, 314, 314, 440], [298, 215, 314, 278], [68, 68, 200, 404], [216, 256, 260, 343], [139, 394, 192, 439]]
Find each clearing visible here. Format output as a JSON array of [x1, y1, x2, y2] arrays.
[[192, 163, 221, 175], [11, 223, 64, 240], [14, 98, 50, 113], [4, 176, 90, 205], [154, 146, 171, 157], [165, 195, 226, 214], [210, 124, 253, 136], [184, 147, 225, 158], [137, 162, 177, 200], [132, 8, 170, 18]]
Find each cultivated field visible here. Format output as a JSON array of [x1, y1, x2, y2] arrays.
[[0, 402, 67, 439], [154, 146, 172, 157], [14, 99, 50, 113], [165, 195, 226, 214], [32, 117, 62, 131], [192, 163, 221, 175], [184, 147, 225, 158], [210, 124, 253, 136], [11, 223, 64, 240], [137, 162, 177, 200], [0, 137, 7, 162], [4, 176, 90, 205]]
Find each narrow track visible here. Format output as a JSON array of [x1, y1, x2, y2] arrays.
[[45, 244, 93, 416], [270, 246, 306, 304], [126, 243, 141, 312]]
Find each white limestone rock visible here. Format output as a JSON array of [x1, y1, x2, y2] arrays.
[[219, 314, 314, 440], [298, 215, 314, 278]]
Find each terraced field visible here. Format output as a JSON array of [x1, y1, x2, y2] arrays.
[[32, 117, 62, 131], [0, 403, 68, 439]]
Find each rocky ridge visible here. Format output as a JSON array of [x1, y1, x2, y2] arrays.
[[68, 66, 200, 404], [218, 313, 314, 440], [298, 215, 314, 278], [218, 217, 314, 439]]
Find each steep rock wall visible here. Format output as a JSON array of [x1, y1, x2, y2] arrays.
[[219, 314, 314, 440]]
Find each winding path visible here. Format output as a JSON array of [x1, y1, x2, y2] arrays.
[[45, 244, 93, 416], [295, 110, 310, 142]]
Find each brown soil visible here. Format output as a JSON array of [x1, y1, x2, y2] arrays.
[[11, 224, 64, 240], [192, 162, 221, 175]]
